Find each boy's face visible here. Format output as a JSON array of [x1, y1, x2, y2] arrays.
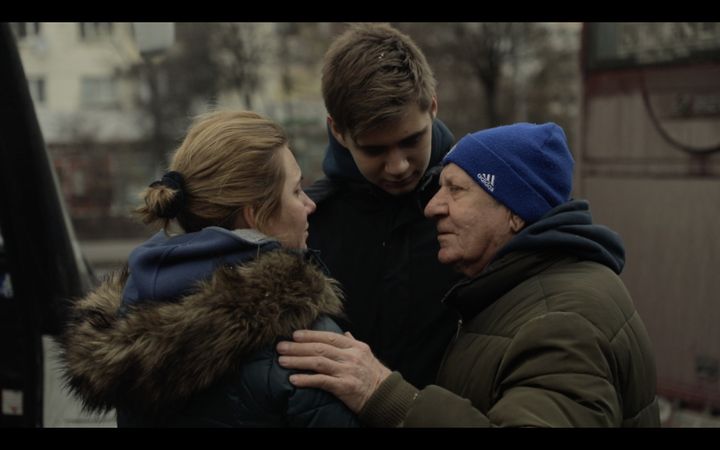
[[331, 98, 437, 196]]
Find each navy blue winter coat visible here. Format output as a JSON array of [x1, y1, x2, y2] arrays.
[[58, 227, 359, 427]]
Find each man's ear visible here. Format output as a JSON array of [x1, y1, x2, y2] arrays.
[[509, 213, 525, 234], [430, 95, 438, 119], [328, 116, 349, 148]]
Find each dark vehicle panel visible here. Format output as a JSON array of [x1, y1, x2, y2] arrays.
[[0, 22, 92, 427]]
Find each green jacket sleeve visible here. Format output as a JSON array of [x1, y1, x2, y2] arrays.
[[360, 312, 621, 427], [359, 372, 491, 427]]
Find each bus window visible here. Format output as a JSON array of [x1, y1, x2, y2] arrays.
[[585, 23, 720, 71]]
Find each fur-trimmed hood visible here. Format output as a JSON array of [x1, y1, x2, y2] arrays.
[[58, 249, 344, 416]]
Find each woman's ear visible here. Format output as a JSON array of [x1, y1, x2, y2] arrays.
[[240, 206, 257, 229], [509, 213, 525, 234]]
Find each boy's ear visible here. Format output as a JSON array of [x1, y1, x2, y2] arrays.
[[430, 95, 438, 119], [328, 116, 348, 148]]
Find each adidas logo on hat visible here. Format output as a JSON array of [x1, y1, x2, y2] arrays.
[[476, 173, 495, 192]]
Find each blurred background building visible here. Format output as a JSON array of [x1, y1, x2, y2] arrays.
[[11, 22, 581, 239]]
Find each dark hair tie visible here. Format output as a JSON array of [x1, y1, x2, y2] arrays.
[[149, 171, 187, 219]]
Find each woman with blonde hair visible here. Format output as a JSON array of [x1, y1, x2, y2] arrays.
[[58, 110, 358, 427]]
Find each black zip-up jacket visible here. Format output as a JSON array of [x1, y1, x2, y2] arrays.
[[305, 119, 463, 389]]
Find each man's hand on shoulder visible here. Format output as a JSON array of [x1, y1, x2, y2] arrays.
[[277, 330, 391, 413]]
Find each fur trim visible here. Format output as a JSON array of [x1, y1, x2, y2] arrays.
[[57, 250, 344, 415]]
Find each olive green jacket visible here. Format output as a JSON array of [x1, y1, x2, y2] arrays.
[[360, 201, 660, 427]]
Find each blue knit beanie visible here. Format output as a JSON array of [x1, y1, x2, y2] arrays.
[[442, 122, 574, 224]]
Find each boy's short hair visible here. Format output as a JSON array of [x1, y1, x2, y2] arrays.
[[322, 23, 437, 142]]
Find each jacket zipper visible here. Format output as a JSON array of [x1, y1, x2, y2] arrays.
[[455, 318, 463, 339], [437, 318, 463, 378]]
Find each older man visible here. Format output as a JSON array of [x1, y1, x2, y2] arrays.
[[278, 123, 661, 427]]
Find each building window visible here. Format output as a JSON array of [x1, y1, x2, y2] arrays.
[[27, 76, 46, 105], [79, 22, 113, 41], [80, 77, 118, 109], [10, 22, 41, 40]]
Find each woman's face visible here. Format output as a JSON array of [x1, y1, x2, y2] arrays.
[[263, 146, 316, 249]]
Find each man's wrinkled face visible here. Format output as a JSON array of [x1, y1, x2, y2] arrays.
[[424, 163, 522, 277]]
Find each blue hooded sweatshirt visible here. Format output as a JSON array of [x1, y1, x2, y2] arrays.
[[122, 227, 280, 307]]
